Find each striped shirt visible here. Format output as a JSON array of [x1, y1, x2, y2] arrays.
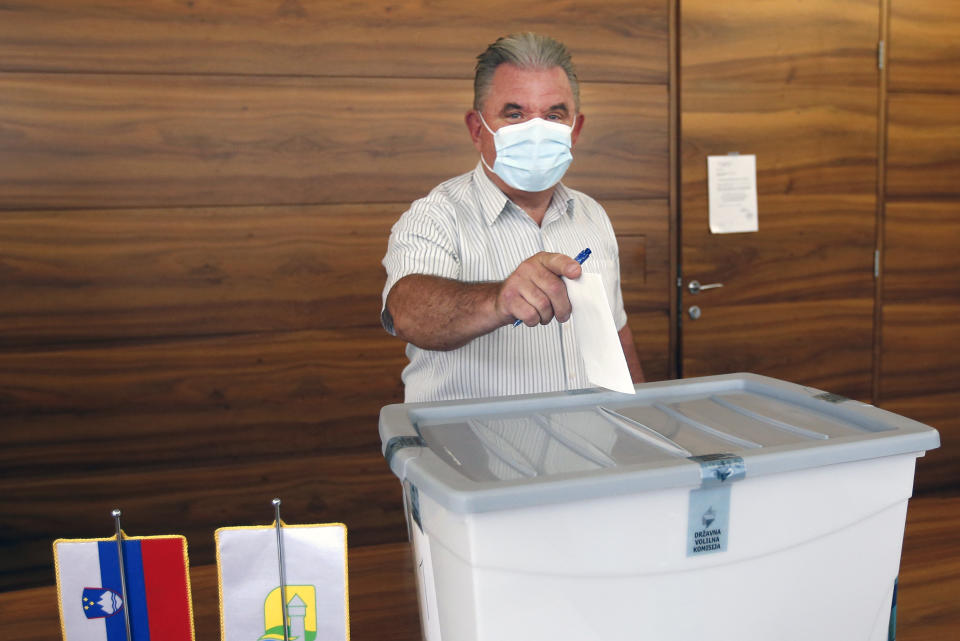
[[382, 163, 627, 403]]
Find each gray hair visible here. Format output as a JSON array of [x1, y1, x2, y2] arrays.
[[473, 32, 580, 112]]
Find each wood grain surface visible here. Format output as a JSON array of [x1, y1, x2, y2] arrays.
[[0, 198, 669, 343], [680, 299, 875, 401], [606, 199, 672, 382], [681, 93, 877, 197], [0, 0, 672, 596], [682, 194, 876, 304], [0, 75, 666, 210], [887, 93, 960, 198], [881, 304, 960, 400], [2, 452, 408, 589], [881, 0, 960, 502], [0, 328, 403, 414], [0, 204, 396, 345], [679, 0, 879, 400], [681, 0, 880, 90], [889, 0, 960, 92], [0, 496, 956, 640], [882, 200, 960, 494], [605, 199, 671, 310], [880, 301, 959, 493], [884, 202, 960, 304], [882, 393, 960, 494], [680, 0, 880, 200], [0, 0, 668, 83]]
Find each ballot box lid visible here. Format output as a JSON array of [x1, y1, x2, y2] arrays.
[[379, 373, 940, 514]]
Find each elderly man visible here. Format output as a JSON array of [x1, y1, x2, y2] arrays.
[[382, 32, 644, 402]]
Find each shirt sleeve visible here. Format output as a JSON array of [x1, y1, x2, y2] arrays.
[[381, 198, 461, 334]]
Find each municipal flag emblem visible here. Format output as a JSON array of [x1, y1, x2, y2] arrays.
[[81, 588, 123, 619], [260, 585, 317, 641], [216, 522, 348, 641], [54, 535, 195, 641]]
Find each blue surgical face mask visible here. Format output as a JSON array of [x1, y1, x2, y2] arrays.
[[478, 112, 574, 192]]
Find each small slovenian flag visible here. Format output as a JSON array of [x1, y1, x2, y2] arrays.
[[53, 535, 195, 641]]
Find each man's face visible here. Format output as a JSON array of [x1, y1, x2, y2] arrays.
[[466, 63, 584, 192]]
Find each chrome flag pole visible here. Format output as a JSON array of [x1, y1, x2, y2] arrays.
[[272, 498, 290, 641], [111, 509, 133, 641]]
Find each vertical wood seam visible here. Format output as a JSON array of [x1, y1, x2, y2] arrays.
[[873, 0, 891, 405], [669, 0, 681, 380]]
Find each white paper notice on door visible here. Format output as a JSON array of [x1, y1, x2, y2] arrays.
[[707, 154, 758, 234]]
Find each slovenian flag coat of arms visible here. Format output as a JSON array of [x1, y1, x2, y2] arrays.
[[53, 534, 195, 641], [216, 522, 348, 641]]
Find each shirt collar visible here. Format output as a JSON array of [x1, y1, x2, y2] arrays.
[[546, 181, 576, 226], [472, 162, 575, 227]]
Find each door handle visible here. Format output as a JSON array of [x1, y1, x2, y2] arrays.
[[688, 280, 724, 295]]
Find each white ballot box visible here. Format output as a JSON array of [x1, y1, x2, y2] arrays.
[[379, 374, 940, 641]]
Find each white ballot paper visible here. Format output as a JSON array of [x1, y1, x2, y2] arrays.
[[564, 272, 636, 395], [708, 154, 759, 234]]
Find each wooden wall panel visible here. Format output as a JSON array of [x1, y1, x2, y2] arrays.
[[605, 200, 671, 381], [0, 204, 396, 346], [887, 94, 960, 198], [606, 199, 670, 311], [885, 202, 960, 304], [0, 0, 668, 83], [681, 0, 880, 91], [569, 84, 668, 200], [1, 452, 407, 590], [879, 392, 960, 493], [883, 1, 960, 494], [681, 300, 875, 401], [881, 304, 960, 400], [0, 1, 672, 591], [1, 404, 392, 480], [0, 328, 408, 590], [680, 0, 878, 401], [681, 95, 877, 196], [0, 199, 672, 359], [628, 312, 671, 383], [889, 0, 960, 92], [0, 75, 666, 209], [881, 197, 959, 488], [682, 194, 876, 303], [0, 328, 404, 415]]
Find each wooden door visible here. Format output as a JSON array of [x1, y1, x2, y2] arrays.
[[679, 0, 881, 400], [881, 0, 960, 491]]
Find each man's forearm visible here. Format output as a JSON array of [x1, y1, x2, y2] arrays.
[[385, 252, 582, 351], [385, 274, 506, 351]]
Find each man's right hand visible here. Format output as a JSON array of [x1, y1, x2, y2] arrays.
[[495, 252, 582, 327], [386, 252, 583, 351]]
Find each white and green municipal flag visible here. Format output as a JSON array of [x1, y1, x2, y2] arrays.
[[216, 522, 348, 641]]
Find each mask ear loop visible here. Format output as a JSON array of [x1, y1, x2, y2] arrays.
[[477, 111, 498, 173], [477, 111, 497, 136]]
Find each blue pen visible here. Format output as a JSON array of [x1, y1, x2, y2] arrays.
[[513, 247, 591, 327]]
